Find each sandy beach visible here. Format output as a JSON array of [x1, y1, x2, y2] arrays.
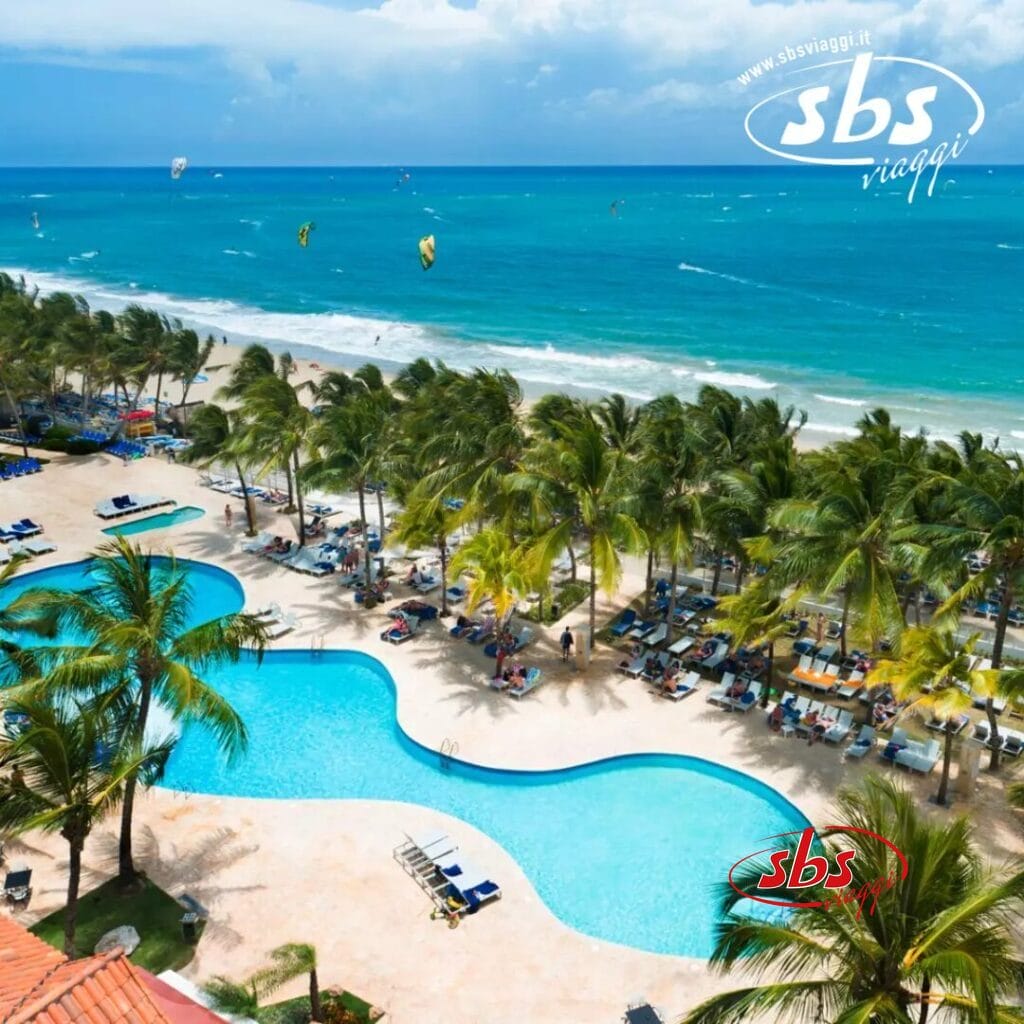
[[2, 442, 1023, 1023]]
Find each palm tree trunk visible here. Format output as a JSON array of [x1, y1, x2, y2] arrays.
[[309, 969, 322, 1023], [918, 976, 931, 1024], [293, 450, 306, 547], [357, 484, 371, 589], [82, 373, 91, 419], [119, 676, 153, 886], [567, 543, 577, 583], [937, 723, 954, 805], [64, 837, 83, 957], [987, 583, 1014, 772], [735, 560, 745, 593], [377, 489, 386, 543], [711, 550, 723, 596], [234, 460, 256, 536], [439, 539, 449, 617], [840, 590, 851, 657], [588, 529, 597, 638], [761, 641, 774, 709], [665, 560, 678, 646], [644, 549, 654, 617], [0, 370, 28, 458], [154, 368, 164, 419], [284, 459, 295, 512]]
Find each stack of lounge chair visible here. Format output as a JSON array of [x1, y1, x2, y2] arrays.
[[248, 603, 298, 639], [0, 457, 42, 480], [94, 494, 173, 519], [393, 831, 502, 918], [0, 519, 57, 561]]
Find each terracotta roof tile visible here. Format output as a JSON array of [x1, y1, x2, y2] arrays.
[[0, 918, 174, 1024]]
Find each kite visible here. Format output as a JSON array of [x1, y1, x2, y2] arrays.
[[418, 234, 436, 270], [298, 221, 316, 248], [170, 156, 188, 180]]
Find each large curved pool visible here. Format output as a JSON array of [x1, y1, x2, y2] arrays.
[[4, 560, 807, 957]]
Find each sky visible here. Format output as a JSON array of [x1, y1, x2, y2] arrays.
[[0, 0, 1022, 165]]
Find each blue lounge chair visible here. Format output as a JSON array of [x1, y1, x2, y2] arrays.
[[609, 609, 637, 637]]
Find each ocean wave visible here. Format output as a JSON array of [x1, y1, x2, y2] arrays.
[[222, 249, 257, 258], [28, 193, 52, 198], [483, 342, 662, 373], [997, 243, 1023, 250], [683, 193, 714, 198], [678, 262, 757, 288], [693, 370, 776, 390], [68, 251, 99, 262], [814, 393, 867, 408], [240, 219, 263, 228]]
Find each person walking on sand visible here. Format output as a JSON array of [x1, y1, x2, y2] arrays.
[[224, 504, 233, 528], [815, 612, 826, 644], [560, 626, 574, 663]]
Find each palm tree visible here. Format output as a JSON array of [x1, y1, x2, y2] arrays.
[[715, 581, 801, 709], [448, 527, 533, 625], [254, 943, 323, 1023], [202, 978, 261, 1017], [169, 327, 216, 406], [179, 403, 256, 535], [870, 627, 998, 806], [0, 698, 172, 955], [680, 776, 1024, 1024], [8, 538, 267, 886], [116, 305, 165, 410], [390, 495, 462, 617], [922, 453, 1024, 770], [518, 411, 643, 640]]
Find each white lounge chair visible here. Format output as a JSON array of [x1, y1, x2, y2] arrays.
[[846, 724, 876, 758], [642, 623, 668, 647], [895, 738, 942, 774], [242, 531, 274, 553], [836, 670, 865, 700], [728, 681, 762, 712], [508, 668, 544, 698], [706, 672, 737, 706], [21, 538, 56, 555], [668, 635, 695, 657], [660, 670, 701, 701], [824, 709, 854, 743]]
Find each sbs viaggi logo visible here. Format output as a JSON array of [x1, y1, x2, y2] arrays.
[[738, 32, 985, 203], [729, 824, 909, 918]]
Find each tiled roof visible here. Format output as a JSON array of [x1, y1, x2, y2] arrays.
[[0, 916, 171, 1024]]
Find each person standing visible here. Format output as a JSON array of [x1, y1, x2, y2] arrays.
[[560, 626, 574, 663], [224, 504, 233, 528]]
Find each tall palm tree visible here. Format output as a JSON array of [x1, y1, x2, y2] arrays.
[[390, 495, 462, 617], [254, 943, 323, 1023], [180, 403, 256, 535], [448, 527, 533, 625], [715, 581, 801, 709], [922, 453, 1024, 770], [116, 305, 166, 410], [7, 538, 267, 886], [870, 627, 998, 806], [169, 327, 216, 406], [680, 776, 1024, 1024], [0, 698, 172, 955], [517, 411, 644, 639]]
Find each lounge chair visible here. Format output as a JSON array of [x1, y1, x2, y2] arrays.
[[668, 635, 695, 657], [620, 654, 647, 677], [3, 866, 32, 904], [731, 681, 762, 712], [609, 609, 638, 637], [382, 613, 419, 644], [642, 622, 668, 648], [836, 670, 865, 700], [508, 668, 544, 698], [824, 709, 854, 743], [397, 831, 457, 867], [794, 700, 825, 735], [433, 854, 502, 914], [265, 614, 297, 640], [627, 620, 658, 641], [895, 738, 941, 774], [640, 652, 671, 682], [846, 724, 876, 758], [21, 538, 56, 555], [703, 643, 730, 672], [926, 713, 970, 736], [483, 627, 533, 658], [706, 672, 738, 706], [242, 531, 274, 554], [660, 670, 701, 701]]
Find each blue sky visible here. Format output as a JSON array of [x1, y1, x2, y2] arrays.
[[1, 0, 1022, 165]]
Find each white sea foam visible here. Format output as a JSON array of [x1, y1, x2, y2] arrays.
[[678, 262, 756, 287], [693, 370, 776, 390], [222, 249, 257, 258], [240, 219, 263, 228], [814, 393, 867, 408], [68, 251, 99, 262], [423, 207, 436, 214], [997, 243, 1023, 250], [28, 193, 52, 198], [484, 342, 661, 373]]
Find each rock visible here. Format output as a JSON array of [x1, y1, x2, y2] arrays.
[[94, 925, 140, 956]]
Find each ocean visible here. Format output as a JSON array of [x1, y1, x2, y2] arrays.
[[2, 165, 1022, 444]]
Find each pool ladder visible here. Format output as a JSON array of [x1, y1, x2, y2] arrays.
[[439, 737, 459, 770], [310, 633, 325, 657]]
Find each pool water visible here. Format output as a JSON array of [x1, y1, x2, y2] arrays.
[[101, 506, 206, 536], [164, 649, 808, 956], [3, 560, 806, 957]]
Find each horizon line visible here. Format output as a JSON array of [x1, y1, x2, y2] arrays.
[[2, 162, 1022, 170]]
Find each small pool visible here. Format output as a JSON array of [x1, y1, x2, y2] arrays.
[[101, 506, 206, 536]]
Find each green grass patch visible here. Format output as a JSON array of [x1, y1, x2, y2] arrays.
[[255, 992, 377, 1024], [30, 877, 196, 971], [523, 579, 591, 625]]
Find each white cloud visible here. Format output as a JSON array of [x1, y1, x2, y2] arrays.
[[526, 62, 557, 87]]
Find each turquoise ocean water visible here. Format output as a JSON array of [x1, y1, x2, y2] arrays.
[[2, 166, 1022, 442]]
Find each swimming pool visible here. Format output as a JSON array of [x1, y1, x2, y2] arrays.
[[101, 506, 206, 536], [3, 560, 807, 957]]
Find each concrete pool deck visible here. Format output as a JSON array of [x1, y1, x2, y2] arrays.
[[3, 448, 1024, 1023]]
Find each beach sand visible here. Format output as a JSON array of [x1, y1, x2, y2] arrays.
[[2, 448, 1023, 1022]]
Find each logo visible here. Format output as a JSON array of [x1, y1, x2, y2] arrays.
[[740, 42, 985, 203], [728, 825, 909, 918]]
